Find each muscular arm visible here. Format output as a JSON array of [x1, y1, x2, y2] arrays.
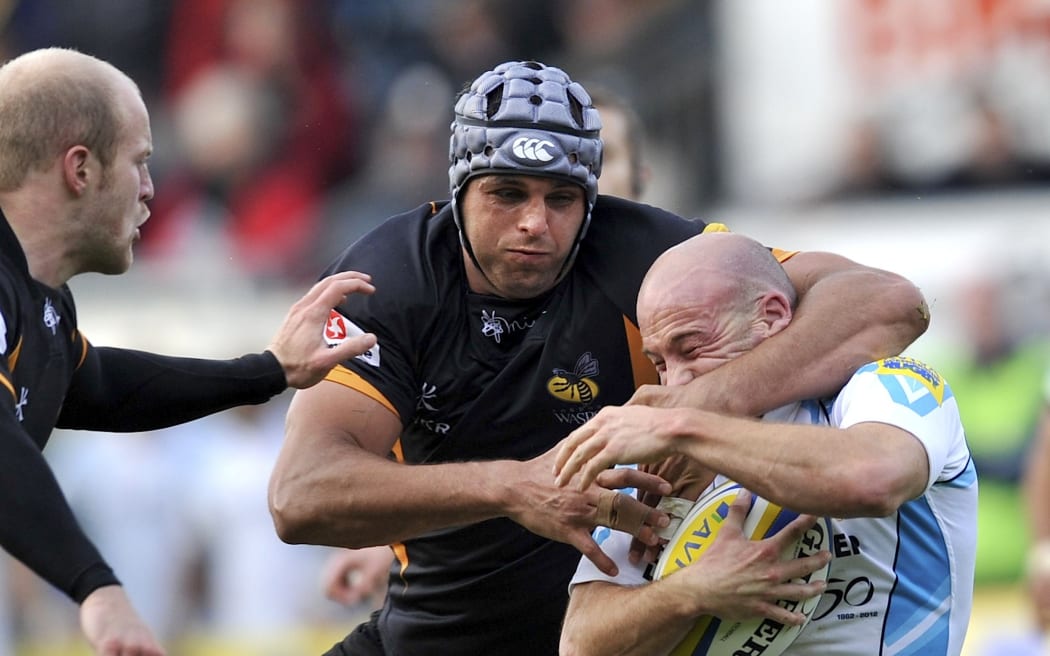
[[562, 581, 695, 656], [557, 406, 930, 518], [670, 412, 929, 516], [269, 379, 512, 547], [635, 252, 928, 416], [268, 380, 667, 573]]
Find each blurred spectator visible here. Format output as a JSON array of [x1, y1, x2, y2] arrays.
[[144, 0, 357, 283], [837, 0, 1050, 200], [41, 426, 199, 644], [588, 84, 651, 201], [555, 0, 715, 214], [0, 0, 171, 99], [935, 271, 1050, 584], [179, 402, 339, 640], [313, 62, 454, 268], [423, 0, 560, 85]]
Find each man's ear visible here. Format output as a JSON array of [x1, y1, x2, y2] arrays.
[[61, 146, 92, 196], [760, 291, 793, 337]]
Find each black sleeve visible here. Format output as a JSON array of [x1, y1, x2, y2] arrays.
[[0, 410, 120, 602], [57, 346, 287, 431]]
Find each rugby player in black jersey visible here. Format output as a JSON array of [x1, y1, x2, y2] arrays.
[[314, 82, 657, 615], [269, 60, 930, 655], [0, 48, 377, 655]]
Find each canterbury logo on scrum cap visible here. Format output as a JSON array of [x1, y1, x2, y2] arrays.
[[324, 309, 381, 367], [511, 135, 558, 164]]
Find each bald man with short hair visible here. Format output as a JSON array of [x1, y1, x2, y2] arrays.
[[556, 232, 977, 656]]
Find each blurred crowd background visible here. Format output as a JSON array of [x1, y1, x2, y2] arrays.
[[2, 0, 1050, 654]]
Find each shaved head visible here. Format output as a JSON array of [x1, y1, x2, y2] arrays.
[[0, 48, 140, 191], [638, 231, 796, 325], [635, 232, 798, 385]]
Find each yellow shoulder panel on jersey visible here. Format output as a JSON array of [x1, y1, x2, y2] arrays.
[[325, 364, 401, 418]]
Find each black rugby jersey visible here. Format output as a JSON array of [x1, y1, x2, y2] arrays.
[[322, 195, 704, 654], [0, 210, 287, 602]]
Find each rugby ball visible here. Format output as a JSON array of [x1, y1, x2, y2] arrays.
[[653, 481, 831, 656]]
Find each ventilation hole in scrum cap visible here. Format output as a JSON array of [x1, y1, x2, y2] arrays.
[[485, 85, 504, 119], [484, 145, 494, 157], [529, 94, 543, 106], [567, 91, 585, 129], [568, 153, 579, 165], [529, 77, 542, 85], [523, 61, 542, 70]]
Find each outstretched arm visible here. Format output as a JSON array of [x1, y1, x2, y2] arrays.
[[631, 252, 928, 416], [59, 271, 378, 432]]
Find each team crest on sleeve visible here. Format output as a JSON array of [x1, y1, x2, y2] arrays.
[[324, 309, 381, 367], [859, 356, 951, 416]]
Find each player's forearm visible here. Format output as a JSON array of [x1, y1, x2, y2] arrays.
[[789, 259, 926, 376], [269, 442, 519, 547], [59, 347, 285, 431], [670, 410, 919, 517], [705, 255, 927, 417], [561, 582, 695, 656]]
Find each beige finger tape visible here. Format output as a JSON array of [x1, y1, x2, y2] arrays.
[[654, 496, 695, 540], [596, 490, 649, 536]]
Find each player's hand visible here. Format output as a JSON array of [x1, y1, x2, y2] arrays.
[[505, 447, 671, 577], [629, 454, 718, 565], [554, 405, 689, 491], [662, 490, 830, 624], [321, 546, 393, 608], [79, 585, 165, 656], [267, 271, 376, 389]]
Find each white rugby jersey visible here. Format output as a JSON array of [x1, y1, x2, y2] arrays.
[[570, 356, 977, 656]]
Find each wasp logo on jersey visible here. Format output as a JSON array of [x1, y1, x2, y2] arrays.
[[323, 310, 380, 367], [547, 352, 600, 404]]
